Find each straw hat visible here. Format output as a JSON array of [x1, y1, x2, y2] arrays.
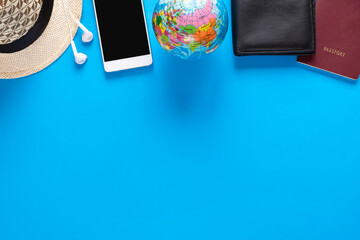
[[0, 0, 82, 79]]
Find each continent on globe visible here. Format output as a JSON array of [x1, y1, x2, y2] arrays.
[[152, 0, 228, 60]]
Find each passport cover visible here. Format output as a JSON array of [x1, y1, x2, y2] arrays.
[[232, 0, 315, 56], [298, 0, 360, 80]]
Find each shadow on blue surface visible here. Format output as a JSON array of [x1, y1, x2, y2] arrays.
[[232, 54, 358, 85], [158, 52, 223, 118], [104, 64, 155, 80], [233, 55, 296, 70], [0, 77, 33, 117], [297, 63, 358, 85]]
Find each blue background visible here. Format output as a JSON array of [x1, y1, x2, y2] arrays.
[[1, 0, 360, 239]]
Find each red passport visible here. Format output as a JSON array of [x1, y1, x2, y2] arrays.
[[298, 0, 360, 80]]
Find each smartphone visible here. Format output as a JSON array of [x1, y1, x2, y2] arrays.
[[93, 0, 153, 72]]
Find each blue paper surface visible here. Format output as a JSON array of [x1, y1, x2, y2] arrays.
[[0, 1, 360, 239]]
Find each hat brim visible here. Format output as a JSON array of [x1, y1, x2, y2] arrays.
[[0, 0, 82, 79]]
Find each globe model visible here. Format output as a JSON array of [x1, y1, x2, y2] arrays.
[[152, 0, 229, 60]]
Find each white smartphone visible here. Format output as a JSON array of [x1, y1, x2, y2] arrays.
[[93, 0, 153, 72]]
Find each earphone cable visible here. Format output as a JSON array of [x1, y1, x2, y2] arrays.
[[62, 0, 73, 40]]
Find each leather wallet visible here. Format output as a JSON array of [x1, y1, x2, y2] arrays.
[[232, 0, 316, 56]]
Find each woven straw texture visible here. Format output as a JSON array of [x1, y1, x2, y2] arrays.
[[0, 0, 43, 45], [0, 0, 82, 79]]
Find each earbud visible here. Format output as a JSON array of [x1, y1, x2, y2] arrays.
[[63, 0, 92, 65], [76, 19, 93, 43], [71, 13, 93, 43], [71, 41, 87, 64]]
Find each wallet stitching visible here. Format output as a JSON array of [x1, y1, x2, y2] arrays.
[[235, 0, 316, 54], [238, 50, 315, 56], [309, 0, 315, 50]]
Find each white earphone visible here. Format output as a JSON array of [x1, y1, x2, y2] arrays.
[[71, 40, 87, 64], [63, 0, 93, 65], [70, 12, 93, 43]]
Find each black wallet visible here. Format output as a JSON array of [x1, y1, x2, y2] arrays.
[[232, 0, 315, 56]]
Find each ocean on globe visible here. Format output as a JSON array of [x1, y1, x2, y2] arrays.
[[152, 0, 228, 60]]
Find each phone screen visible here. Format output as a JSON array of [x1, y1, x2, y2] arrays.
[[94, 0, 150, 62]]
